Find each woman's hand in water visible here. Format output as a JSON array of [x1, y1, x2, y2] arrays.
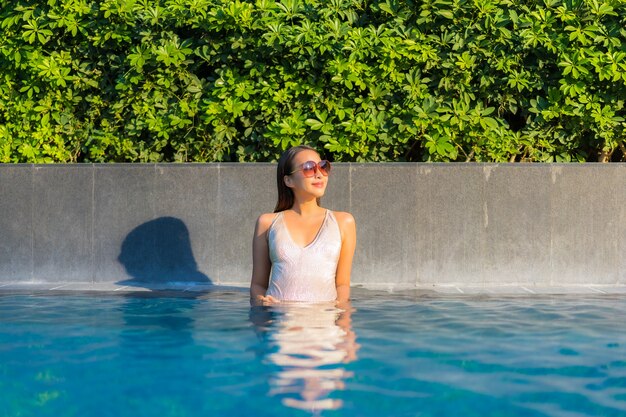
[[252, 294, 279, 306]]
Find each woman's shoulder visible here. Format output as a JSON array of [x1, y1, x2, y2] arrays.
[[329, 211, 356, 241], [256, 212, 279, 233], [329, 210, 355, 226]]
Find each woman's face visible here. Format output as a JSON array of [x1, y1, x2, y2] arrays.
[[285, 149, 328, 199]]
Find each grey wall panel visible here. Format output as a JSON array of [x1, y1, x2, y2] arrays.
[[216, 164, 274, 283], [94, 165, 156, 283], [153, 164, 218, 283], [33, 165, 93, 282], [0, 165, 33, 280], [350, 164, 420, 285], [550, 165, 620, 285], [418, 165, 486, 285], [483, 165, 552, 286]]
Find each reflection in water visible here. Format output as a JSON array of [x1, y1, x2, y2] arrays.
[[250, 302, 359, 412]]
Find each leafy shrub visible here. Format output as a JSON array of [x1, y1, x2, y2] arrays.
[[0, 0, 624, 162]]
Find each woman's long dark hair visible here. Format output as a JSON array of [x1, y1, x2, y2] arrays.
[[274, 145, 321, 212]]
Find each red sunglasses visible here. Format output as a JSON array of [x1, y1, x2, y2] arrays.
[[289, 160, 331, 177]]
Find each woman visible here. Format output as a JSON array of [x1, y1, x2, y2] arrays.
[[250, 145, 356, 305]]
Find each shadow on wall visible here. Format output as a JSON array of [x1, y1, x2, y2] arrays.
[[117, 216, 211, 285]]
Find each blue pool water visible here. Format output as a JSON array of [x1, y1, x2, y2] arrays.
[[1, 290, 626, 417]]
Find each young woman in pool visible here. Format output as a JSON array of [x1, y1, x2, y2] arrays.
[[250, 145, 356, 305]]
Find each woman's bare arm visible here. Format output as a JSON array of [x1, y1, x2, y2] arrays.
[[250, 214, 277, 304], [334, 212, 356, 304]]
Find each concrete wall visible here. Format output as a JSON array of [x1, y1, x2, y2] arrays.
[[0, 163, 624, 287]]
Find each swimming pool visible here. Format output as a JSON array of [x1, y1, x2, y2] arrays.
[[1, 289, 626, 417]]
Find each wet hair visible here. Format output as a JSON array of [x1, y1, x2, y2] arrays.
[[274, 145, 321, 212]]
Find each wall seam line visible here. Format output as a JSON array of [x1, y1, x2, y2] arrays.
[[153, 164, 157, 219], [217, 163, 221, 284], [153, 164, 157, 283], [348, 163, 352, 213], [481, 166, 487, 287], [415, 165, 419, 286], [91, 164, 95, 284], [612, 166, 619, 285], [549, 166, 554, 286], [30, 164, 34, 282]]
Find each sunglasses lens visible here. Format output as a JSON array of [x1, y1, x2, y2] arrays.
[[319, 160, 331, 175], [301, 161, 317, 177]]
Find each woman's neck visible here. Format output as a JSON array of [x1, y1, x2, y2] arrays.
[[290, 199, 323, 217]]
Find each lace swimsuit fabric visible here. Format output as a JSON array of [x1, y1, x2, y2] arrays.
[[266, 210, 342, 302]]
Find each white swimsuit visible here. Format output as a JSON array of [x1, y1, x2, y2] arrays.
[[265, 210, 342, 302]]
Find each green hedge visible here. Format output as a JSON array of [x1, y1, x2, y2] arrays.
[[1, 0, 625, 162]]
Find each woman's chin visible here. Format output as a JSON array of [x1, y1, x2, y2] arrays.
[[310, 189, 326, 199]]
